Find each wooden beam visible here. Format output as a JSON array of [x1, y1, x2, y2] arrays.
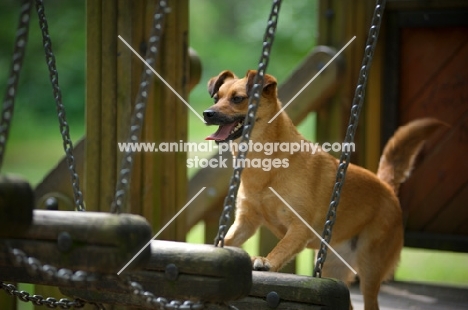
[[4, 240, 253, 306], [0, 175, 33, 235], [0, 210, 152, 274], [61, 269, 349, 309]]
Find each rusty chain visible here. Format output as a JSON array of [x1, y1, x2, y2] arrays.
[[0, 0, 32, 171], [214, 0, 282, 247], [110, 0, 168, 214], [313, 0, 387, 277], [35, 0, 85, 211]]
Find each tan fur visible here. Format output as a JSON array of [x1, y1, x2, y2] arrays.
[[377, 118, 447, 195], [203, 70, 446, 310]]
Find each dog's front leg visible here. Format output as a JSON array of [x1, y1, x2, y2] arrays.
[[252, 224, 311, 272], [224, 204, 262, 247]]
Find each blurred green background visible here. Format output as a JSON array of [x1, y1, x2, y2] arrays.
[[0, 1, 466, 299]]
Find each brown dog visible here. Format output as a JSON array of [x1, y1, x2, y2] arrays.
[[203, 70, 445, 310]]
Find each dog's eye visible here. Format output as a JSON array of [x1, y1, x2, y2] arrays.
[[213, 95, 219, 103], [231, 96, 245, 104]]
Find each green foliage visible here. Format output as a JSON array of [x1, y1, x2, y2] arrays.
[[0, 1, 85, 184], [189, 0, 318, 112], [0, 1, 86, 124]]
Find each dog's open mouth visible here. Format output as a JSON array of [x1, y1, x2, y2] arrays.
[[205, 118, 244, 142]]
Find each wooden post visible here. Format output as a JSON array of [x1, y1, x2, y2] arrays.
[[83, 0, 189, 308], [316, 0, 379, 166], [85, 0, 189, 233]]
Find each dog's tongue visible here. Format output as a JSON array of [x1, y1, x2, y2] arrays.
[[205, 122, 238, 141]]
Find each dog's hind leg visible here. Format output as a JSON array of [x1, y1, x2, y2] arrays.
[[319, 240, 359, 310], [319, 240, 358, 285], [356, 227, 403, 310]]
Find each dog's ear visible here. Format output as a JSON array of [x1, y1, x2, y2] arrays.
[[245, 70, 277, 97], [207, 70, 235, 98]]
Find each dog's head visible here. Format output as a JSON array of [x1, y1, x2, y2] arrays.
[[203, 70, 278, 142]]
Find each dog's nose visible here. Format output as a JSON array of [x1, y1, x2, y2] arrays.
[[203, 110, 217, 119]]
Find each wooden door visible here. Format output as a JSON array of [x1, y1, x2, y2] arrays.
[[383, 9, 468, 251]]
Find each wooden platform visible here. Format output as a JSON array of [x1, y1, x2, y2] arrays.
[[350, 281, 468, 310]]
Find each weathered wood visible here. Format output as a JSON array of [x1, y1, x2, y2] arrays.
[[141, 0, 189, 241], [0, 210, 152, 273], [60, 269, 348, 309], [35, 138, 84, 210], [60, 240, 252, 305], [85, 0, 102, 213], [316, 0, 378, 165], [246, 271, 350, 309], [0, 175, 33, 235], [131, 241, 252, 302]]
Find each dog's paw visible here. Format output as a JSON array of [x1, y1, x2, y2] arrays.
[[251, 256, 271, 271]]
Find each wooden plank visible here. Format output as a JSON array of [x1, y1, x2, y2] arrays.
[[0, 175, 33, 235], [240, 271, 349, 309], [59, 240, 252, 305], [139, 0, 189, 241], [0, 210, 152, 273], [116, 0, 133, 215], [278, 46, 343, 124], [316, 0, 377, 164], [99, 0, 118, 213], [174, 0, 190, 241], [425, 181, 468, 234], [399, 27, 468, 127], [142, 0, 160, 234], [60, 250, 349, 309], [401, 113, 467, 231], [399, 27, 468, 111], [34, 138, 84, 211], [85, 0, 102, 212], [128, 0, 146, 218], [226, 297, 325, 310]]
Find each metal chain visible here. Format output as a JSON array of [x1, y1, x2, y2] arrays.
[[1, 1, 205, 308], [110, 0, 168, 213], [3, 246, 208, 309], [35, 0, 85, 211], [0, 283, 86, 309], [214, 0, 282, 247], [127, 280, 205, 310], [0, 247, 100, 309], [6, 248, 98, 283], [0, 0, 32, 171], [313, 0, 387, 278]]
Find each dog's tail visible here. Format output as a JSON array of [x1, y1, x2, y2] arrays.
[[376, 118, 446, 195]]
